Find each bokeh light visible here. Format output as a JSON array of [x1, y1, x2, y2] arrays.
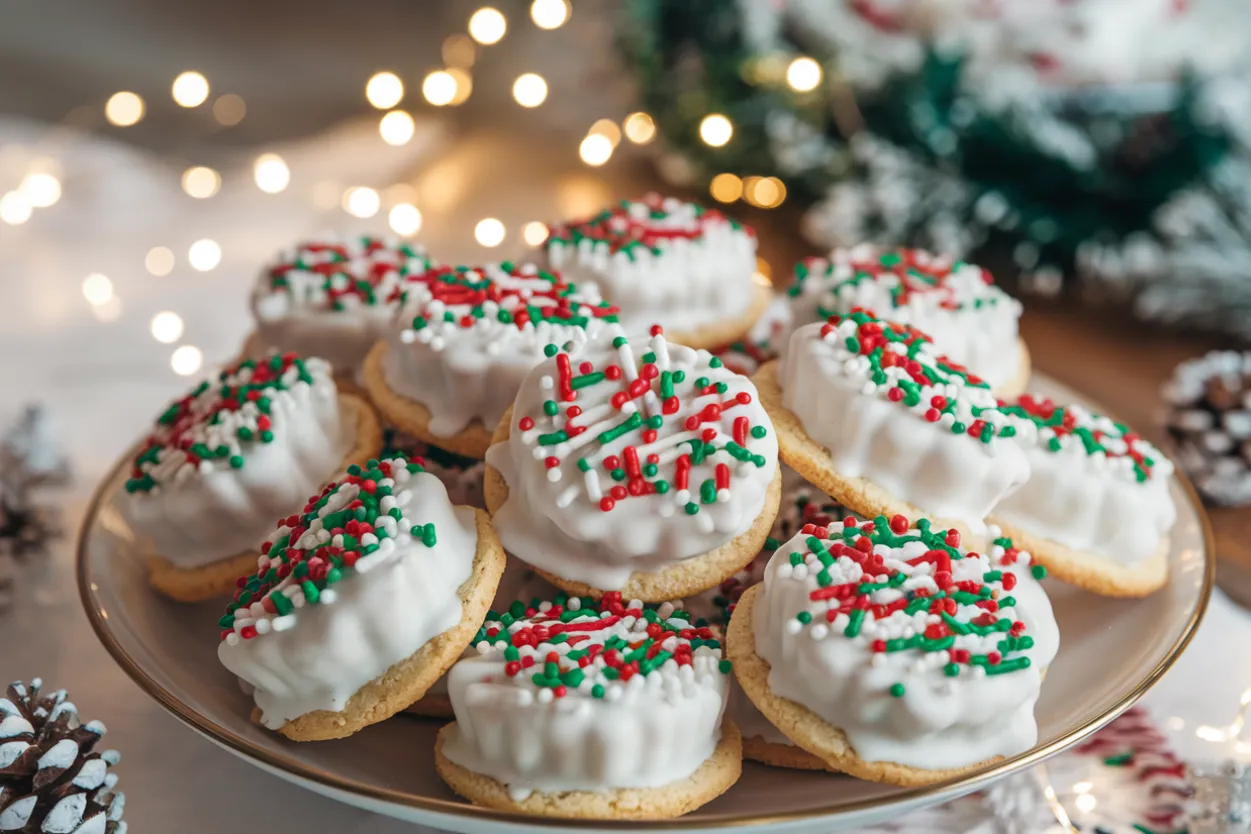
[[20, 173, 61, 208], [589, 118, 622, 147], [389, 204, 423, 236], [475, 217, 506, 247], [469, 7, 507, 44], [786, 56, 823, 92], [213, 94, 246, 125], [700, 114, 733, 147], [105, 92, 144, 126], [512, 74, 548, 108], [171, 345, 203, 376], [172, 71, 210, 107], [579, 133, 613, 166], [146, 246, 175, 276], [422, 71, 458, 106], [150, 311, 184, 343], [81, 273, 114, 306], [379, 110, 416, 145], [623, 112, 656, 144], [188, 239, 222, 271], [343, 186, 381, 218], [0, 192, 32, 225], [181, 166, 220, 199], [366, 72, 405, 109], [530, 0, 570, 29], [709, 173, 743, 203], [253, 153, 290, 194], [522, 221, 549, 246]]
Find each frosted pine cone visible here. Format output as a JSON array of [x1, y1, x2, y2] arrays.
[[1164, 350, 1251, 506], [0, 679, 125, 834]]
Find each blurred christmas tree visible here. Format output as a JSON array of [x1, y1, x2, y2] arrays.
[[621, 0, 1251, 337]]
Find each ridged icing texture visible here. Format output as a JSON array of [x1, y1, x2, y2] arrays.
[[120, 353, 347, 568], [486, 326, 779, 590], [544, 194, 758, 334], [442, 593, 731, 799], [753, 515, 1059, 770], [782, 311, 1030, 528], [216, 455, 477, 728], [382, 262, 619, 438]]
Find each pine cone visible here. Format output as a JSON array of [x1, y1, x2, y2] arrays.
[[0, 680, 125, 834], [1164, 350, 1251, 506]]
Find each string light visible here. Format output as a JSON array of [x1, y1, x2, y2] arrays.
[[343, 186, 381, 218], [81, 274, 114, 306], [171, 345, 203, 376], [389, 203, 423, 236], [0, 192, 32, 225], [579, 133, 613, 166], [181, 166, 220, 199], [442, 34, 477, 68], [522, 221, 549, 246], [188, 239, 222, 272], [475, 217, 506, 247], [512, 73, 548, 108], [446, 68, 473, 105], [623, 112, 656, 144], [150, 311, 184, 344], [589, 118, 622, 147], [146, 246, 175, 276], [20, 173, 61, 208], [105, 92, 144, 126], [252, 153, 290, 194], [366, 72, 405, 109], [213, 94, 246, 126], [423, 71, 458, 106], [699, 114, 733, 147], [530, 0, 570, 29], [468, 7, 507, 44], [745, 176, 786, 208], [709, 173, 742, 203], [786, 56, 823, 92], [379, 110, 416, 145], [172, 71, 210, 107]]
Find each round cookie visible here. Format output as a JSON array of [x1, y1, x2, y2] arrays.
[[435, 593, 740, 819], [991, 395, 1175, 597], [484, 326, 781, 602], [754, 310, 1030, 544], [363, 262, 619, 459], [121, 353, 382, 602], [217, 454, 506, 741], [543, 194, 771, 349], [727, 516, 1059, 785], [248, 236, 432, 386], [782, 246, 1030, 397]]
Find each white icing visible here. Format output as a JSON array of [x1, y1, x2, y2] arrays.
[[486, 327, 779, 591], [119, 357, 350, 570], [782, 318, 1030, 532], [217, 467, 478, 728], [784, 246, 1023, 389], [752, 524, 1058, 770], [382, 262, 617, 439], [545, 195, 759, 336]]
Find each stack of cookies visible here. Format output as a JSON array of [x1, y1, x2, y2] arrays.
[[112, 200, 1178, 821]]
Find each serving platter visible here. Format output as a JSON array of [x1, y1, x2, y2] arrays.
[[78, 371, 1212, 834]]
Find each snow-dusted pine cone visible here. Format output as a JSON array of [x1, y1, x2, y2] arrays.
[[0, 679, 125, 834], [1164, 350, 1251, 506]]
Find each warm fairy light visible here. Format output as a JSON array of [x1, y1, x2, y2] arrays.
[[786, 56, 823, 92], [171, 345, 203, 376], [442, 34, 477, 68], [188, 239, 222, 272], [468, 7, 507, 44], [366, 72, 405, 109], [0, 192, 32, 225], [379, 110, 416, 145], [746, 176, 786, 208], [389, 203, 423, 236], [530, 0, 570, 29], [81, 273, 114, 306], [343, 186, 381, 218], [579, 133, 613, 166], [512, 73, 548, 108], [709, 172, 742, 203], [181, 166, 220, 199], [145, 246, 175, 276], [589, 118, 622, 148], [522, 221, 549, 246], [105, 92, 144, 126], [253, 153, 290, 194], [755, 257, 773, 284], [623, 112, 656, 144], [699, 114, 733, 147], [422, 71, 458, 106], [213, 94, 246, 125], [150, 311, 184, 344], [447, 68, 474, 105], [172, 71, 210, 107], [475, 217, 506, 247], [20, 173, 61, 208]]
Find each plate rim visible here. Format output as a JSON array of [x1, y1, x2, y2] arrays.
[[76, 389, 1217, 831]]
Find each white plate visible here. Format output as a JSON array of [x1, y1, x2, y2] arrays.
[[77, 372, 1213, 833]]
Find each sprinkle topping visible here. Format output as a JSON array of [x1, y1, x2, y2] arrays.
[[546, 194, 751, 260], [261, 236, 431, 312]]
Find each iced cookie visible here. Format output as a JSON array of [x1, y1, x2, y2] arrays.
[[783, 246, 1029, 396], [121, 354, 382, 602], [247, 236, 432, 390], [363, 262, 619, 459], [484, 326, 782, 602], [381, 428, 486, 510], [544, 194, 771, 349], [727, 516, 1059, 785], [755, 310, 1030, 543], [217, 455, 505, 741], [435, 593, 740, 819], [990, 395, 1176, 597]]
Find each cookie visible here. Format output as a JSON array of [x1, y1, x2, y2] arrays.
[[122, 354, 382, 602], [362, 262, 619, 459], [434, 593, 740, 819], [782, 246, 1030, 397], [754, 310, 1030, 544], [544, 194, 769, 350], [484, 326, 781, 601], [990, 395, 1175, 597], [217, 455, 506, 741], [727, 517, 1059, 785]]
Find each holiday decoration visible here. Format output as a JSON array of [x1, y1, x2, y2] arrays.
[[1164, 350, 1251, 506]]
